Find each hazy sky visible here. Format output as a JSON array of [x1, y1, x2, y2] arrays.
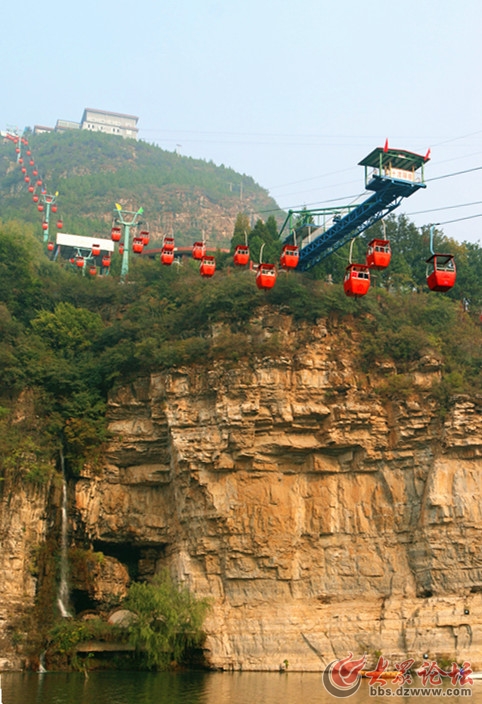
[[3, 0, 482, 245]]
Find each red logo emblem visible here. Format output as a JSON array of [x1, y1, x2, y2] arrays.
[[322, 652, 367, 698]]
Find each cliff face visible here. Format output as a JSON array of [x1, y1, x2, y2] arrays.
[[74, 312, 482, 670], [1, 311, 482, 670]]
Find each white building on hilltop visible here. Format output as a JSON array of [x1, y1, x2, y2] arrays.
[[80, 108, 139, 139]]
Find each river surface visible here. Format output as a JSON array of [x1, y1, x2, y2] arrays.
[[1, 671, 481, 704]]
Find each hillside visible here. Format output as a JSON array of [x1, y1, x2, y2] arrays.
[[0, 130, 283, 248]]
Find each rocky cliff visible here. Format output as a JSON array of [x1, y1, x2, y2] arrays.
[[1, 310, 482, 670]]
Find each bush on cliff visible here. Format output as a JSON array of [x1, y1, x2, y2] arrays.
[[123, 571, 210, 670]]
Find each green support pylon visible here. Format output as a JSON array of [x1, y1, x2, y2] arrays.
[[40, 192, 59, 243], [113, 203, 144, 282]]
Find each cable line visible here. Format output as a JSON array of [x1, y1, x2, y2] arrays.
[[426, 165, 482, 182], [408, 200, 482, 215], [435, 213, 482, 226]]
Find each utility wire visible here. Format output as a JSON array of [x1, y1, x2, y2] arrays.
[[426, 165, 482, 181], [436, 213, 482, 226], [408, 200, 482, 215]]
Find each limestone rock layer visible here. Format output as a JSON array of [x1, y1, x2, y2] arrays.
[[1, 313, 482, 670]]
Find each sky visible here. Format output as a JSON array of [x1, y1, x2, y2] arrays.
[[3, 0, 482, 245]]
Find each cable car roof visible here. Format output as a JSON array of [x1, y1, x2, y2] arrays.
[[358, 147, 428, 171]]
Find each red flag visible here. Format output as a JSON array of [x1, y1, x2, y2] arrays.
[[424, 148, 431, 161], [383, 138, 389, 153]]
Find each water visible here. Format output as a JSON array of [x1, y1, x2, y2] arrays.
[[57, 456, 71, 618], [1, 671, 481, 704]]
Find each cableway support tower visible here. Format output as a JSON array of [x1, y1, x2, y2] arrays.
[[279, 146, 430, 271]]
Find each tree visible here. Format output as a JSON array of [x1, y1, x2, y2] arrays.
[[230, 212, 251, 252], [124, 571, 210, 669]]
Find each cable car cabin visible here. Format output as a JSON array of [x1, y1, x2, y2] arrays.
[[140, 230, 150, 246], [102, 255, 111, 268], [192, 241, 206, 260], [111, 226, 122, 242], [160, 249, 175, 265], [132, 237, 144, 254], [280, 244, 300, 269], [47, 241, 54, 251], [233, 244, 250, 266], [89, 265, 97, 276], [343, 263, 371, 297], [28, 186, 34, 193], [51, 205, 58, 213], [200, 256, 216, 277], [75, 256, 84, 268], [33, 195, 39, 203], [57, 220, 63, 230], [162, 236, 175, 251], [42, 222, 48, 231], [92, 244, 101, 257], [426, 253, 456, 292], [366, 238, 391, 269], [119, 244, 125, 255], [256, 263, 277, 290], [38, 204, 44, 212]]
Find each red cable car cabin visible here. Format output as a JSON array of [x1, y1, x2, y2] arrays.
[[162, 236, 175, 251], [343, 263, 371, 297], [132, 237, 144, 254], [47, 242, 54, 251], [233, 244, 250, 266], [192, 241, 206, 260], [57, 220, 63, 230], [256, 263, 277, 290], [139, 230, 150, 246], [199, 256, 216, 277], [366, 238, 391, 269], [92, 244, 101, 257], [75, 256, 84, 268], [101, 255, 111, 268], [279, 244, 299, 269], [160, 249, 175, 265], [111, 226, 122, 242], [426, 253, 456, 292], [89, 265, 97, 276]]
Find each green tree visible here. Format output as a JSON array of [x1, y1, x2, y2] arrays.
[[230, 212, 251, 252], [124, 571, 210, 669]]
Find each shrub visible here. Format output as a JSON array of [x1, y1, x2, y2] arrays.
[[123, 571, 210, 670]]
